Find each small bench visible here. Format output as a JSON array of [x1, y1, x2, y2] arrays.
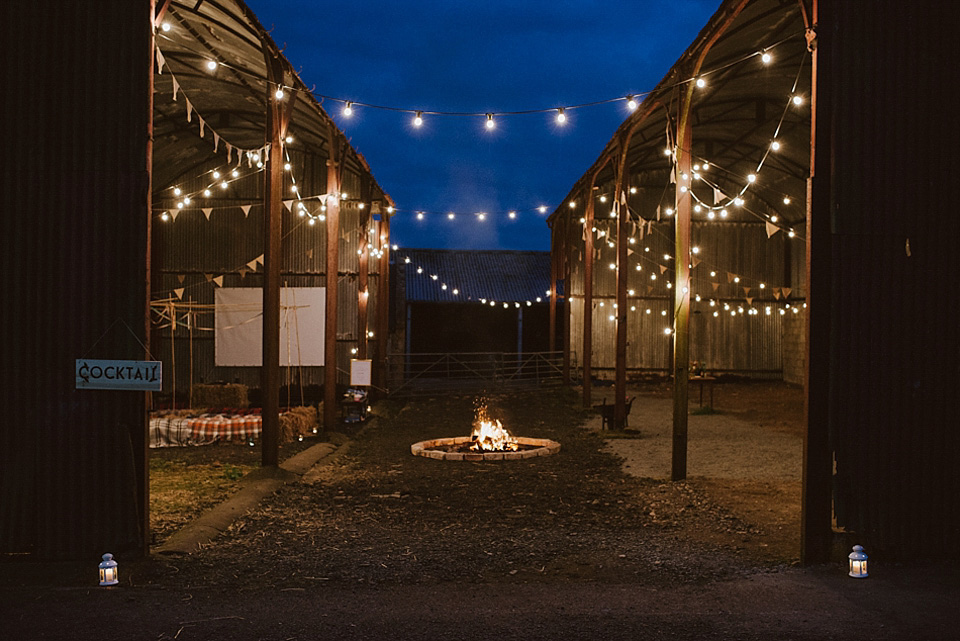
[[593, 396, 634, 430]]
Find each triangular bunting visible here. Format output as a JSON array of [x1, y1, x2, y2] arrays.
[[171, 76, 179, 101], [226, 143, 233, 163], [255, 254, 264, 265], [712, 282, 720, 292], [659, 264, 668, 274], [766, 221, 780, 238], [781, 287, 791, 299], [170, 209, 179, 221], [204, 273, 213, 282], [240, 204, 251, 217], [177, 274, 186, 284], [185, 97, 192, 123], [746, 297, 754, 305], [213, 276, 224, 287], [306, 249, 313, 259], [714, 187, 724, 204], [198, 116, 205, 138], [283, 200, 294, 211], [213, 131, 220, 152], [647, 285, 655, 294], [727, 272, 737, 283], [692, 256, 701, 268], [174, 287, 184, 300], [238, 267, 249, 279], [247, 258, 259, 271], [202, 208, 212, 220], [656, 204, 661, 220], [155, 48, 165, 74], [773, 288, 781, 300], [743, 286, 751, 296], [627, 248, 635, 256]]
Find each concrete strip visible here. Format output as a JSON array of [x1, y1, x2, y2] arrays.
[[154, 438, 346, 556]]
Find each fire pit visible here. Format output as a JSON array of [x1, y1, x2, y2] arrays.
[[410, 402, 560, 461]]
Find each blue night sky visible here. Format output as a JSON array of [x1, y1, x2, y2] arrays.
[[244, 0, 721, 251]]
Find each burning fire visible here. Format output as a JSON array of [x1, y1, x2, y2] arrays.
[[470, 403, 519, 452]]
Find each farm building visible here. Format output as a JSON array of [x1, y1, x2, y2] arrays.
[[1, 0, 392, 557], [549, 0, 959, 561], [387, 249, 558, 395]]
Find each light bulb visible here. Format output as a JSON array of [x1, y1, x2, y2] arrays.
[[477, 213, 486, 221], [416, 212, 424, 220], [161, 22, 171, 32], [485, 113, 495, 130], [343, 102, 353, 117], [770, 140, 781, 151], [568, 201, 576, 209], [413, 111, 423, 127], [285, 135, 293, 143], [747, 174, 757, 183], [556, 108, 566, 124], [203, 189, 211, 197], [761, 51, 772, 64], [231, 170, 239, 178], [538, 205, 547, 213], [447, 212, 455, 220], [770, 215, 778, 223], [508, 211, 516, 219], [183, 196, 191, 205], [160, 212, 169, 221], [665, 208, 674, 216], [206, 60, 217, 71], [212, 171, 220, 179], [173, 187, 181, 196], [782, 197, 791, 205], [284, 163, 291, 171], [220, 181, 228, 189], [792, 94, 803, 106], [696, 77, 706, 88], [599, 195, 607, 203], [626, 95, 637, 110], [275, 87, 285, 100]]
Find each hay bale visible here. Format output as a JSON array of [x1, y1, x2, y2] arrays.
[[279, 405, 319, 444], [191, 383, 249, 410]]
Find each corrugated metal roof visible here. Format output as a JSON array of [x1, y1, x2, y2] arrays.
[[397, 249, 550, 304]]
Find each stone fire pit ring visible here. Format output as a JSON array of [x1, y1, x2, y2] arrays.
[[411, 436, 561, 461]]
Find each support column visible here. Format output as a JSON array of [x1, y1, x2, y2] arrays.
[[671, 94, 693, 481], [612, 135, 634, 430], [323, 127, 342, 433], [582, 191, 594, 407], [376, 210, 391, 391], [357, 177, 371, 359], [261, 46, 293, 468]]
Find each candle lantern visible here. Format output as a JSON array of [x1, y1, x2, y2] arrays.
[[98, 553, 119, 586], [848, 545, 868, 578]]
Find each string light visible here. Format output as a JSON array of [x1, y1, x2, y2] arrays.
[[343, 102, 353, 117], [626, 95, 638, 110], [485, 113, 495, 130], [556, 108, 566, 124], [413, 111, 423, 127]]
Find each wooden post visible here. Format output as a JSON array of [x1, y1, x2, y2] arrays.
[[323, 127, 342, 434], [582, 190, 594, 408], [376, 210, 391, 392], [612, 134, 634, 430], [802, 1, 834, 564], [357, 177, 371, 359], [671, 91, 694, 481], [260, 46, 292, 468]]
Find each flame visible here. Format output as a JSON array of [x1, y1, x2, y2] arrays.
[[470, 403, 518, 451]]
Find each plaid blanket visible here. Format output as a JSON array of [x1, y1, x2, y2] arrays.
[[149, 413, 262, 447]]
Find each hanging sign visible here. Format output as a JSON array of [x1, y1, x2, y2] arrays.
[[76, 359, 162, 391], [350, 359, 372, 387]]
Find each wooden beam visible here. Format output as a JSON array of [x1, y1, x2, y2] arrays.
[[323, 127, 342, 434], [671, 95, 693, 481]]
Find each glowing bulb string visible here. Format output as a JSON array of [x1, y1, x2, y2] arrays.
[[396, 254, 550, 308]]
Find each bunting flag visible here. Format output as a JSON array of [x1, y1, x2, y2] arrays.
[[226, 142, 233, 163], [781, 287, 791, 299], [306, 249, 313, 260], [714, 187, 725, 204], [202, 208, 212, 220], [743, 286, 751, 296], [283, 200, 294, 211], [670, 167, 676, 184], [212, 276, 224, 287], [198, 116, 205, 138], [656, 204, 661, 220], [238, 267, 249, 279], [692, 256, 701, 268], [213, 131, 220, 152], [746, 296, 754, 305], [712, 282, 720, 291], [773, 288, 781, 300], [647, 221, 653, 235], [185, 97, 192, 123], [204, 273, 213, 282], [627, 248, 635, 256], [171, 76, 179, 101], [169, 209, 179, 221], [647, 285, 655, 294], [659, 264, 668, 274], [765, 221, 780, 238], [727, 271, 737, 283], [240, 204, 251, 217], [255, 254, 264, 265], [246, 258, 259, 271], [177, 274, 186, 284], [155, 48, 165, 74], [174, 287, 184, 300]]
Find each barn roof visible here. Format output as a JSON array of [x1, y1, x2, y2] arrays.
[[397, 249, 551, 304], [153, 0, 392, 205], [550, 0, 811, 230]]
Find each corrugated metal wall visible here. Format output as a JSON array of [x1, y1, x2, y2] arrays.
[[565, 219, 804, 375], [0, 1, 152, 556], [819, 0, 960, 557]]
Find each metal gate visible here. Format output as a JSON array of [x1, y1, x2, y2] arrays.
[[385, 351, 564, 397]]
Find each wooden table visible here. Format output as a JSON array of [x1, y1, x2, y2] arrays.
[[689, 375, 717, 408]]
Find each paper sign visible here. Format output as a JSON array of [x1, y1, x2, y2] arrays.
[[76, 359, 162, 391], [350, 359, 372, 387]]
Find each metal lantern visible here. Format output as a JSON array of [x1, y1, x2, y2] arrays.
[[848, 545, 868, 578], [98, 553, 119, 586]]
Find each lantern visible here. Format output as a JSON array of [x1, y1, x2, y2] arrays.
[[848, 545, 868, 578], [98, 553, 118, 586]]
